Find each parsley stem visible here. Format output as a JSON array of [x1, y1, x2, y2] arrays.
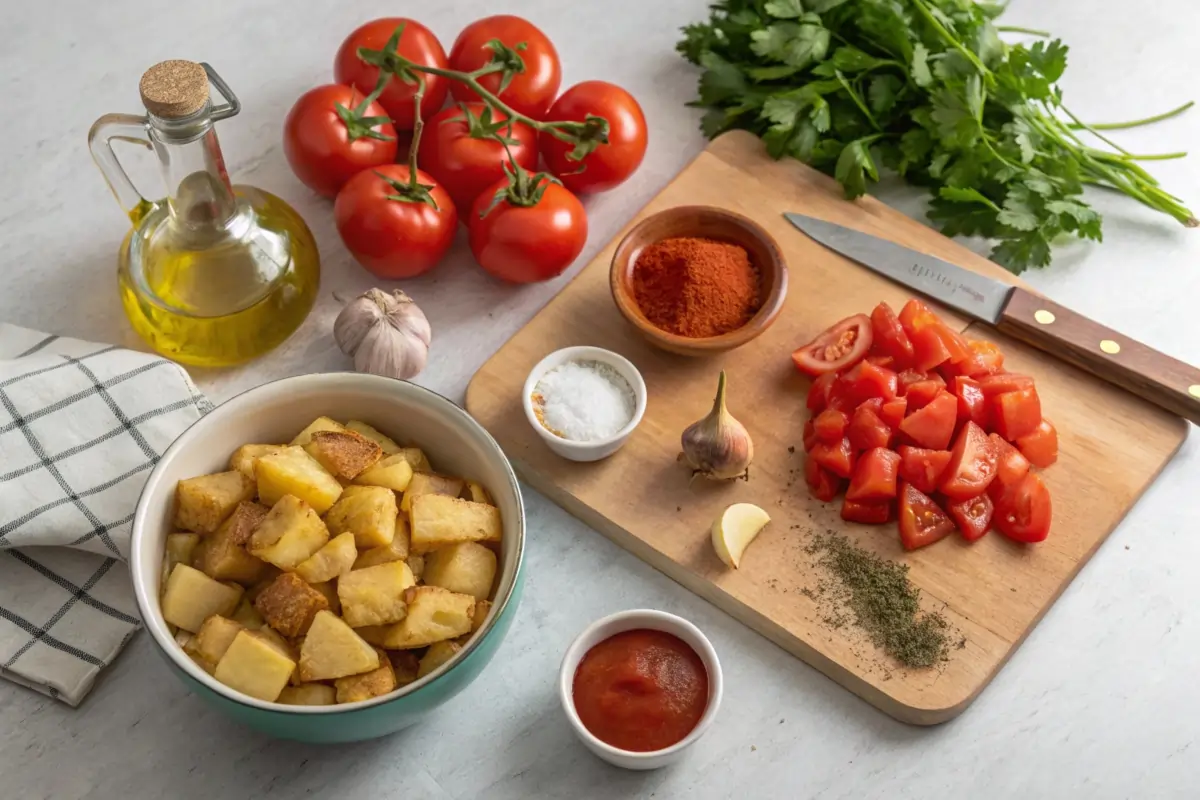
[[995, 26, 1050, 37], [1069, 101, 1194, 131], [1060, 105, 1131, 156], [909, 0, 993, 85]]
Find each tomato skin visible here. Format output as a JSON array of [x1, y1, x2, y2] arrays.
[[989, 433, 1031, 487], [898, 390, 957, 449], [1017, 419, 1058, 467], [939, 421, 999, 499], [805, 456, 842, 502], [847, 406, 892, 451], [993, 472, 1052, 543], [843, 361, 898, 402], [898, 446, 952, 494], [813, 408, 849, 444], [417, 103, 538, 218], [898, 299, 939, 335], [979, 373, 1035, 399], [791, 315, 873, 377], [946, 493, 994, 542], [898, 482, 956, 550], [991, 387, 1042, 440], [802, 420, 818, 452], [283, 84, 398, 198], [448, 15, 561, 119], [334, 165, 457, 279], [468, 178, 588, 283], [806, 372, 838, 412], [952, 376, 989, 429], [809, 437, 855, 478], [541, 81, 648, 194], [846, 447, 901, 501], [870, 302, 915, 369], [880, 397, 908, 429], [334, 18, 449, 130], [931, 323, 970, 363], [911, 326, 953, 371], [841, 498, 892, 525]]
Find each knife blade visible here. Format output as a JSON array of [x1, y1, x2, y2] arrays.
[[784, 212, 1200, 426]]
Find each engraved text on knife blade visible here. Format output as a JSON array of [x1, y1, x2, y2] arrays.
[[909, 262, 987, 306]]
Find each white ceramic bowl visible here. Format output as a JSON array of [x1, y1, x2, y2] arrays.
[[558, 609, 723, 770], [521, 346, 647, 462]]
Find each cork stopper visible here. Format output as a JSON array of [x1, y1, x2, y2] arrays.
[[139, 60, 209, 118]]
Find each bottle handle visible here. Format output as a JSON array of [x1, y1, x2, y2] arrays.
[[88, 113, 156, 224]]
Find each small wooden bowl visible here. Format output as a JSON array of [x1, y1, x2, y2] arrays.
[[609, 206, 788, 356]]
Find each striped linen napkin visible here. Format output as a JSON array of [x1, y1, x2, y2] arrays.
[[0, 323, 210, 705]]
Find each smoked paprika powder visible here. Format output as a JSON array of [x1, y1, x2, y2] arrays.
[[632, 236, 761, 338]]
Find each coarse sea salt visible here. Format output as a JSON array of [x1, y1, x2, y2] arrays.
[[532, 359, 636, 442]]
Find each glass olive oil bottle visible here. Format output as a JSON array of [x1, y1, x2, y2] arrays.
[[89, 60, 319, 366]]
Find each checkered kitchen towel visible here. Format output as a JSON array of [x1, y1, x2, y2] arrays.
[[0, 324, 210, 705]]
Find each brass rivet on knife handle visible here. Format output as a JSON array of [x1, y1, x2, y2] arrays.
[[997, 286, 1200, 426], [1034, 310, 1056, 325]]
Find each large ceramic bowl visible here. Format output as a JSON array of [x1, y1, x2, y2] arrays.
[[130, 373, 525, 743]]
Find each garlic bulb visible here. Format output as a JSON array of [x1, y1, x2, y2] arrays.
[[681, 371, 754, 481], [334, 289, 431, 381]]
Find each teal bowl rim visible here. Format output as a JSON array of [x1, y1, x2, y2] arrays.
[[129, 372, 526, 716]]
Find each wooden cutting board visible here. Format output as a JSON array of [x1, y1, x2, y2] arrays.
[[464, 130, 1187, 724]]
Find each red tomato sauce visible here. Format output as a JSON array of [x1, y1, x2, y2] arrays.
[[571, 629, 708, 752]]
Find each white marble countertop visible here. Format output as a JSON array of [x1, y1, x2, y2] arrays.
[[3, 1, 1199, 797]]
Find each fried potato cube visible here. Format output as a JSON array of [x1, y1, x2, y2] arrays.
[[295, 532, 358, 583], [214, 630, 296, 702], [408, 495, 502, 554], [173, 629, 194, 648], [255, 447, 343, 515], [277, 683, 337, 706], [254, 572, 329, 637], [399, 447, 433, 474], [231, 597, 266, 630], [165, 533, 200, 570], [388, 651, 421, 686], [423, 542, 498, 600], [337, 561, 415, 627], [245, 566, 283, 602], [399, 473, 465, 514], [345, 421, 401, 455], [161, 564, 243, 633], [174, 471, 256, 534], [229, 444, 287, 480], [381, 586, 475, 649], [335, 648, 397, 703], [353, 516, 410, 569], [195, 501, 270, 584], [248, 495, 330, 570], [298, 611, 380, 681], [407, 554, 425, 582], [325, 486, 397, 549], [246, 627, 302, 686], [352, 454, 415, 493], [290, 416, 347, 446], [184, 615, 244, 672], [462, 481, 492, 505], [470, 599, 492, 633], [304, 430, 382, 480], [417, 640, 463, 679], [310, 580, 341, 616]]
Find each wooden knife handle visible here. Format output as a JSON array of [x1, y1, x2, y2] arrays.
[[997, 287, 1200, 426]]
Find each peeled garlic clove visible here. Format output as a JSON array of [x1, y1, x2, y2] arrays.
[[681, 371, 754, 481], [334, 289, 431, 381]]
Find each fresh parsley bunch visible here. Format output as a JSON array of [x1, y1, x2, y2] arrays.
[[678, 0, 1196, 272]]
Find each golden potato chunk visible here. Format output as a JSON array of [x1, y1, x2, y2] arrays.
[[295, 532, 358, 583], [194, 501, 270, 584], [462, 481, 493, 505], [399, 447, 433, 474], [231, 597, 266, 630], [399, 473, 465, 514], [248, 495, 330, 570], [353, 516, 410, 569], [304, 430, 382, 480], [382, 586, 475, 649], [338, 561, 415, 627], [309, 580, 341, 616], [174, 471, 256, 534], [470, 599, 492, 633], [161, 564, 243, 633], [229, 444, 287, 480], [277, 683, 337, 706], [352, 454, 415, 492], [418, 640, 463, 679], [344, 420, 401, 455], [165, 533, 200, 570], [298, 611, 379, 682], [423, 542, 497, 600], [325, 486, 397, 549], [290, 416, 347, 446], [245, 566, 283, 602], [335, 648, 397, 703], [184, 615, 244, 673], [408, 495, 502, 554], [214, 630, 296, 702], [254, 572, 329, 637], [406, 554, 425, 582], [255, 447, 343, 515], [388, 651, 421, 686]]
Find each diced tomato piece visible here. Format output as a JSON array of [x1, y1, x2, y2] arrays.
[[897, 369, 928, 394], [827, 375, 862, 412], [842, 360, 899, 402], [991, 387, 1042, 440], [989, 433, 1031, 487], [869, 302, 915, 370], [880, 397, 907, 429], [898, 446, 952, 494], [841, 498, 892, 525], [847, 406, 892, 451], [858, 397, 883, 414], [809, 437, 855, 478], [959, 340, 1005, 377], [898, 390, 957, 449], [1016, 419, 1058, 468], [911, 326, 953, 371], [939, 421, 998, 499], [806, 372, 838, 412], [931, 323, 970, 363], [792, 314, 873, 376], [898, 482, 956, 550], [805, 455, 842, 503], [945, 493, 994, 542], [865, 354, 895, 369], [993, 472, 1052, 543], [803, 419, 817, 451], [905, 380, 943, 410], [952, 376, 988, 429], [813, 408, 849, 444], [898, 299, 940, 335], [846, 447, 901, 501], [978, 373, 1035, 399]]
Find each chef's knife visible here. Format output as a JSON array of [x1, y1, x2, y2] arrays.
[[784, 212, 1200, 426]]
